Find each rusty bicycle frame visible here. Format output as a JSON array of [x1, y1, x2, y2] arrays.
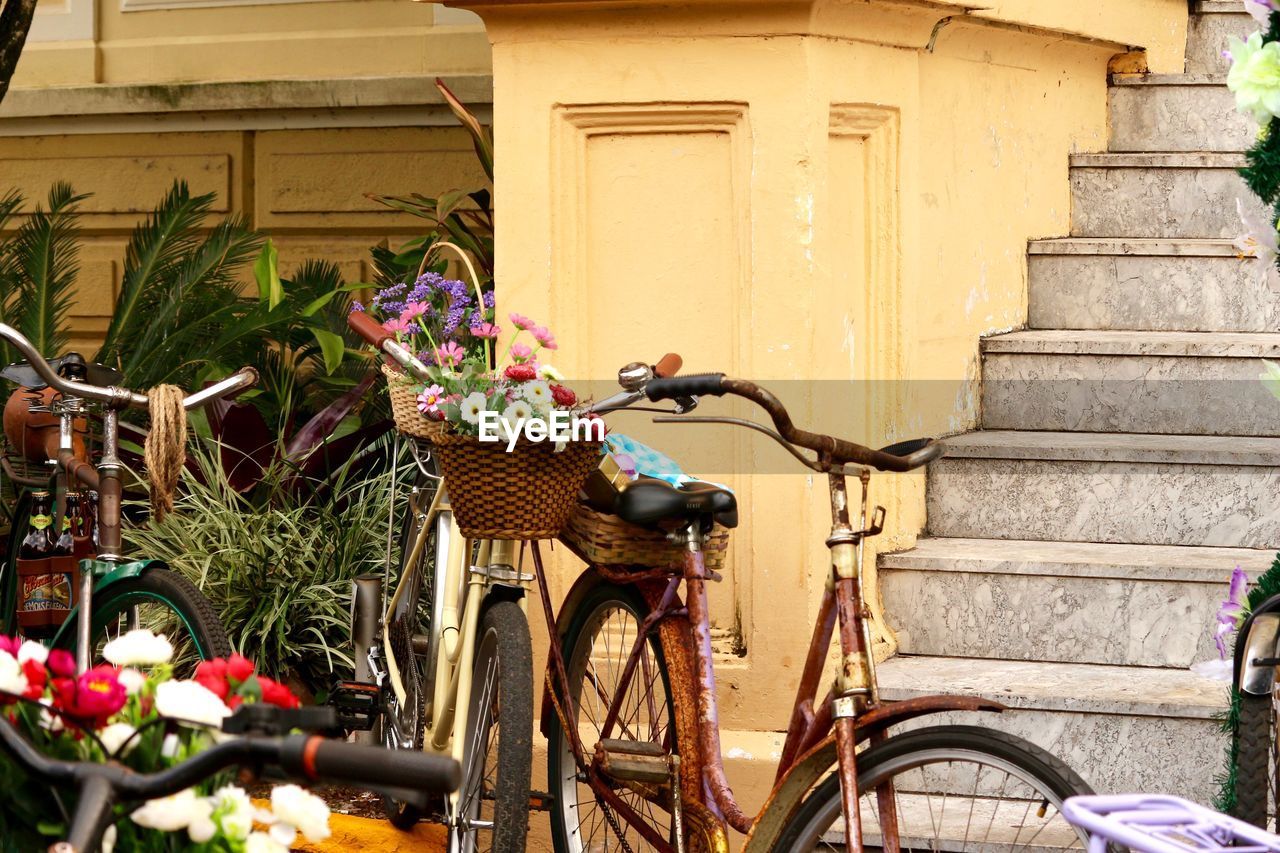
[[534, 372, 1004, 853]]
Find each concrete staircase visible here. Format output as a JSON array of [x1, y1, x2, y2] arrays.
[[879, 1, 1279, 803]]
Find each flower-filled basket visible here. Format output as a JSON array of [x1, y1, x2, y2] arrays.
[[359, 263, 600, 538]]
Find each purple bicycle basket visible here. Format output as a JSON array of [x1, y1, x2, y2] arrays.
[[1062, 795, 1280, 853]]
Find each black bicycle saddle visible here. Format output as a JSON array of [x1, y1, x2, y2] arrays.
[[613, 477, 738, 530], [0, 353, 123, 390]]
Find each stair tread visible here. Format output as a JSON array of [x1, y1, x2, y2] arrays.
[[1071, 152, 1245, 168], [1028, 237, 1240, 256], [942, 430, 1280, 466], [880, 537, 1274, 581], [1197, 0, 1248, 13], [878, 655, 1227, 718], [1111, 73, 1226, 86], [982, 329, 1280, 357]]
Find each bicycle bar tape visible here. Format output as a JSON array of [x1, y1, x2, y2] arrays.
[[280, 735, 462, 794], [645, 373, 727, 401]]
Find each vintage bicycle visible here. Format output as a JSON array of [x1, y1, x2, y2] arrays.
[[536, 360, 1095, 852], [340, 309, 534, 852], [0, 322, 249, 670]]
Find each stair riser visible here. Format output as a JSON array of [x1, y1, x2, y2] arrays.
[[1187, 11, 1252, 74], [1109, 85, 1255, 153], [1070, 165, 1266, 239], [893, 707, 1223, 802], [981, 353, 1279, 435], [927, 458, 1280, 547], [883, 567, 1227, 667], [1028, 252, 1280, 332]]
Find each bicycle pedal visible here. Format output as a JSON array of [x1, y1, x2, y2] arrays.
[[329, 680, 380, 731], [528, 790, 554, 811], [595, 739, 670, 784]]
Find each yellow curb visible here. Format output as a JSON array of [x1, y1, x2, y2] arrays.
[[252, 800, 446, 852]]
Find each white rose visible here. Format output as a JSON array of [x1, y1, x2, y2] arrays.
[[102, 824, 116, 853], [185, 799, 217, 844], [103, 629, 173, 667], [270, 784, 331, 844], [155, 680, 231, 729], [16, 640, 47, 665], [0, 652, 28, 698], [245, 831, 288, 853], [38, 699, 63, 733], [99, 722, 138, 757], [131, 789, 204, 833], [118, 668, 147, 696], [212, 786, 255, 841]]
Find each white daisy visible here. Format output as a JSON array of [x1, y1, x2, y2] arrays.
[[460, 392, 488, 425], [502, 399, 533, 429], [522, 380, 552, 407]]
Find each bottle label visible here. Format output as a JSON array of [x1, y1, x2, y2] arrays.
[[29, 514, 51, 531], [61, 516, 71, 531], [22, 574, 69, 611]]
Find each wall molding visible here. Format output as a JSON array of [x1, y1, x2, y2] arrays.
[[28, 0, 95, 43]]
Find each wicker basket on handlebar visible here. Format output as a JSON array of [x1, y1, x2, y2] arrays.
[[561, 503, 729, 573], [382, 364, 448, 441], [429, 433, 604, 539]]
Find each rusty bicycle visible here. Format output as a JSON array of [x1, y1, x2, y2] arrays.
[[535, 358, 1095, 852]]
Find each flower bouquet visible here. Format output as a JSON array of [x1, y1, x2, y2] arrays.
[[0, 629, 328, 852], [357, 286, 602, 538]]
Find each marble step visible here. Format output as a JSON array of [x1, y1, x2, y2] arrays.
[[980, 330, 1280, 435], [880, 537, 1273, 667], [878, 655, 1228, 801], [1027, 239, 1280, 332], [1188, 2, 1253, 75], [927, 430, 1280, 547], [1109, 75, 1255, 153], [1070, 153, 1266, 239]]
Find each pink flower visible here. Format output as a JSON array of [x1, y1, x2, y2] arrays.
[[47, 649, 75, 678], [436, 341, 465, 366], [470, 322, 501, 339], [510, 343, 533, 362], [55, 665, 127, 724], [382, 318, 411, 335], [532, 326, 558, 350], [508, 313, 535, 331], [417, 384, 446, 414], [400, 302, 429, 322]]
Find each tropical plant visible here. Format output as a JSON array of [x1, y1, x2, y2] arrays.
[[367, 78, 494, 291], [125, 441, 404, 694]]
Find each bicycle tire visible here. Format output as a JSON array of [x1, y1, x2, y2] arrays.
[[1235, 691, 1273, 828], [85, 566, 232, 665], [773, 725, 1093, 852], [547, 580, 678, 853], [450, 597, 532, 853]]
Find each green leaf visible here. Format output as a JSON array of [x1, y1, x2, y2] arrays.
[[311, 327, 346, 375], [254, 240, 283, 309], [437, 188, 470, 222], [299, 290, 338, 318], [435, 77, 494, 181], [1262, 359, 1280, 400]]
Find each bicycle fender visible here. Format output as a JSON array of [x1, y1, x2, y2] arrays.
[[48, 558, 165, 649], [1235, 593, 1280, 696]]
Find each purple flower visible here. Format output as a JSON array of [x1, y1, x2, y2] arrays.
[[1215, 565, 1251, 659], [350, 301, 365, 314], [483, 291, 495, 309]]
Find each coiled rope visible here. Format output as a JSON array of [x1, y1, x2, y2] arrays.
[[144, 385, 186, 524]]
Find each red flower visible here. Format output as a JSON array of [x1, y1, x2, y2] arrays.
[[47, 649, 75, 678], [257, 676, 301, 709], [21, 659, 46, 700], [196, 673, 229, 700], [0, 637, 18, 657], [195, 658, 227, 681], [504, 364, 537, 382], [226, 654, 255, 685], [55, 665, 126, 723], [550, 384, 576, 407]]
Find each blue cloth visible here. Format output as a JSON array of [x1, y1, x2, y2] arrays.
[[605, 433, 732, 493]]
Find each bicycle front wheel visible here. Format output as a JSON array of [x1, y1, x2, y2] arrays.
[[450, 598, 533, 853], [774, 725, 1092, 852], [86, 566, 232, 671]]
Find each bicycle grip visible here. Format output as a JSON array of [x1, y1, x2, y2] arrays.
[[645, 373, 726, 401], [347, 311, 390, 348], [280, 736, 461, 795]]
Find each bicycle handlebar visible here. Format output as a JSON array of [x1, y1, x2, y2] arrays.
[[0, 323, 258, 412], [645, 373, 942, 472], [347, 311, 433, 383]]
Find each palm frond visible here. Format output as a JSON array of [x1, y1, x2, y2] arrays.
[[11, 183, 86, 358], [0, 188, 25, 366]]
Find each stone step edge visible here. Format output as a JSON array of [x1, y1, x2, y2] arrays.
[[1071, 152, 1245, 168], [981, 329, 1280, 357], [1111, 73, 1227, 86], [1198, 0, 1250, 13], [879, 537, 1275, 583], [1028, 238, 1242, 257], [939, 430, 1280, 467], [878, 655, 1227, 719]]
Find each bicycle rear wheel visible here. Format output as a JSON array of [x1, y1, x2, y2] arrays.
[[1233, 690, 1274, 829], [774, 725, 1092, 852]]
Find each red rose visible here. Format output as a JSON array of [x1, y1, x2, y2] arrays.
[[195, 658, 227, 680], [226, 654, 255, 684], [21, 659, 46, 700], [47, 650, 75, 678], [196, 673, 229, 700], [550, 384, 576, 407], [504, 364, 537, 382], [257, 676, 301, 709]]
